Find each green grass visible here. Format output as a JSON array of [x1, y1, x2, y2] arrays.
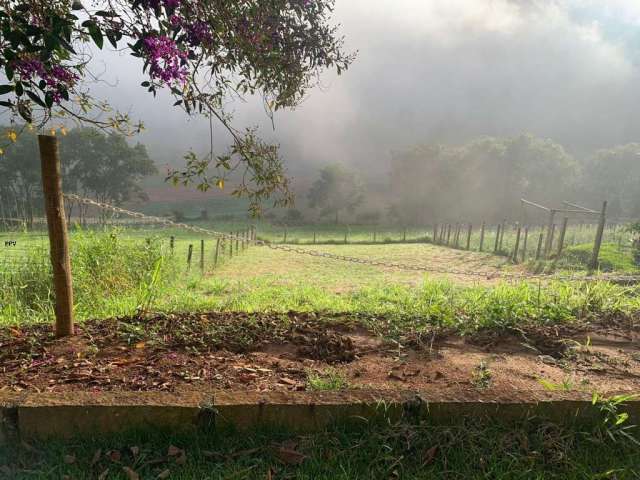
[[306, 367, 350, 391], [2, 229, 640, 336], [2, 416, 640, 479], [559, 243, 639, 273]]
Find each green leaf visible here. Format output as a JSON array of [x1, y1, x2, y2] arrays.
[[86, 22, 103, 49], [0, 85, 13, 95], [26, 90, 46, 108]]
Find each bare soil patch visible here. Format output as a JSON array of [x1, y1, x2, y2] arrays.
[[1, 313, 639, 399]]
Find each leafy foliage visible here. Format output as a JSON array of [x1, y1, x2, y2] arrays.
[[0, 0, 354, 214], [307, 164, 365, 224]]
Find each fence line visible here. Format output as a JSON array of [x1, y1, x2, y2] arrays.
[[61, 194, 640, 284]]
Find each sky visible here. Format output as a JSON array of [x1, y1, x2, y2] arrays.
[[88, 0, 640, 178]]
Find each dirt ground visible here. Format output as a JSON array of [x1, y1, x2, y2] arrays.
[[1, 313, 639, 400]]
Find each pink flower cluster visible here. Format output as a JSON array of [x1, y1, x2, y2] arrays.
[[143, 35, 188, 84]]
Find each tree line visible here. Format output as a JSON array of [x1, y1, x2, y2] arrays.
[[301, 134, 640, 226], [0, 126, 156, 228]]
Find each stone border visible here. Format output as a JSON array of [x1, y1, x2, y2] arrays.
[[2, 390, 639, 440]]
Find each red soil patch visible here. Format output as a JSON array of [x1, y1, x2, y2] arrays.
[[2, 313, 639, 400]]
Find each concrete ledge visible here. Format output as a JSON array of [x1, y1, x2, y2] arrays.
[[1, 390, 638, 440]]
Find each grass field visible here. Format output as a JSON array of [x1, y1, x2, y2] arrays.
[[2, 227, 640, 333]]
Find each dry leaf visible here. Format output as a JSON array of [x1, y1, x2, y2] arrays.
[[422, 446, 438, 466], [91, 449, 102, 466], [98, 469, 110, 480], [157, 469, 171, 479], [63, 454, 76, 464], [135, 342, 146, 350], [107, 450, 122, 462], [122, 466, 140, 480], [274, 447, 307, 465], [175, 451, 187, 465], [130, 446, 140, 457], [167, 445, 183, 457]]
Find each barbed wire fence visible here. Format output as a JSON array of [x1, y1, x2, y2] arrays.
[[58, 194, 640, 284]]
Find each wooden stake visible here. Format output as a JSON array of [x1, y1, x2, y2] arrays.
[[200, 239, 205, 272], [479, 222, 485, 252], [512, 223, 521, 263], [535, 232, 544, 260], [187, 244, 193, 270], [214, 238, 220, 268], [170, 236, 174, 255], [557, 217, 569, 257], [466, 224, 472, 250], [590, 201, 607, 270], [522, 227, 529, 262], [39, 135, 74, 337], [494, 224, 501, 253]]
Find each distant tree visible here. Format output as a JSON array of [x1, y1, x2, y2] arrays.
[[0, 126, 156, 227], [583, 144, 640, 218], [389, 134, 578, 224], [62, 128, 157, 206], [282, 208, 304, 225], [307, 164, 364, 224]]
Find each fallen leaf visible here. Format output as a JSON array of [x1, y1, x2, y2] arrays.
[[63, 454, 76, 464], [167, 445, 183, 457], [135, 342, 146, 350], [107, 449, 122, 462], [274, 447, 307, 465], [130, 446, 140, 457], [123, 466, 140, 480], [422, 446, 438, 466], [157, 469, 171, 479], [175, 451, 187, 465], [98, 469, 109, 480], [278, 377, 297, 386], [91, 449, 102, 466]]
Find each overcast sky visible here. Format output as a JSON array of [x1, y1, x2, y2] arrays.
[[88, 0, 640, 177]]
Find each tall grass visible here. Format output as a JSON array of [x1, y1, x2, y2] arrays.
[[0, 229, 178, 325]]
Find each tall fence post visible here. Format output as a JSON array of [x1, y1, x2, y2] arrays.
[[200, 239, 205, 272], [466, 224, 472, 250], [39, 135, 74, 338], [235, 231, 239, 253], [494, 224, 501, 253], [446, 224, 452, 245], [170, 236, 175, 255], [499, 220, 505, 252], [187, 244, 193, 270], [229, 232, 233, 258], [479, 222, 485, 252], [521, 227, 529, 262], [544, 210, 556, 258], [557, 217, 569, 257], [512, 223, 521, 263], [590, 201, 607, 270], [214, 238, 220, 268], [403, 228, 406, 242], [535, 232, 544, 260], [283, 226, 287, 243]]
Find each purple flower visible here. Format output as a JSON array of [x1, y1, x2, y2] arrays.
[[186, 21, 212, 46], [143, 35, 188, 84]]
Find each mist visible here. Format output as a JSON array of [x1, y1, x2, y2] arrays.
[[75, 0, 640, 220]]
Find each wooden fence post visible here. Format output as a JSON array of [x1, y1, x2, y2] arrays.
[[544, 210, 556, 258], [39, 135, 74, 338], [590, 201, 607, 270], [454, 224, 460, 248], [170, 236, 175, 255], [187, 244, 193, 270], [512, 223, 521, 263], [214, 238, 220, 268], [344, 228, 348, 244], [535, 232, 544, 260], [229, 232, 233, 258], [499, 220, 505, 252], [494, 224, 501, 253], [200, 239, 205, 272], [403, 228, 406, 242], [479, 222, 485, 252], [446, 224, 452, 245], [521, 227, 529, 262], [557, 217, 569, 257], [433, 223, 438, 244], [235, 231, 239, 253], [283, 226, 287, 243], [466, 224, 472, 250], [548, 224, 556, 258]]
